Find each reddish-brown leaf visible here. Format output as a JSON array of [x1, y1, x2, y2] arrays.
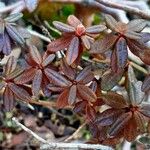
[[105, 15, 118, 31], [134, 111, 145, 133], [4, 56, 17, 75], [77, 84, 97, 102], [47, 84, 64, 92], [101, 70, 123, 91], [47, 35, 72, 52], [86, 25, 106, 34], [124, 118, 137, 142], [3, 87, 15, 111], [32, 69, 42, 97], [86, 105, 96, 121], [53, 21, 75, 33], [76, 66, 94, 84], [90, 33, 117, 54], [102, 92, 127, 108], [29, 45, 42, 64], [56, 89, 69, 108], [68, 85, 77, 105], [108, 112, 132, 136], [61, 59, 76, 80], [124, 31, 142, 40], [44, 68, 71, 87], [96, 109, 123, 126], [112, 37, 128, 72], [42, 54, 55, 67], [81, 35, 91, 49], [66, 36, 79, 65], [14, 68, 36, 84], [67, 15, 82, 28], [8, 83, 30, 101]]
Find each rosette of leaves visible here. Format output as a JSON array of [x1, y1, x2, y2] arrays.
[[47, 15, 106, 65], [0, 13, 30, 56], [46, 60, 97, 109], [90, 15, 150, 73], [14, 45, 55, 97], [0, 56, 31, 111], [94, 66, 150, 142]]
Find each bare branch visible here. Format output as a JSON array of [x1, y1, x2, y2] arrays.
[[12, 117, 112, 150]]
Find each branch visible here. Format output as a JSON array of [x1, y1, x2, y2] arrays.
[[96, 0, 150, 19], [12, 117, 112, 150]]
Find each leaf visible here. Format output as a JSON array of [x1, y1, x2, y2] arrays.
[[96, 109, 123, 126], [127, 67, 144, 105], [61, 59, 76, 80], [6, 67, 24, 80], [77, 84, 97, 102], [53, 21, 75, 33], [32, 69, 42, 97], [101, 70, 123, 91], [42, 54, 55, 67], [24, 0, 39, 12], [124, 118, 137, 142], [127, 19, 147, 32], [4, 56, 17, 75], [8, 83, 30, 101], [29, 45, 42, 64], [56, 89, 69, 108], [66, 36, 79, 65], [47, 84, 64, 92], [68, 85, 77, 105], [44, 68, 71, 87], [134, 112, 145, 133], [3, 87, 15, 111], [86, 105, 96, 121], [86, 25, 106, 34], [47, 35, 72, 52], [124, 31, 142, 40], [76, 66, 94, 84], [138, 49, 150, 65], [140, 32, 150, 43], [81, 35, 91, 49], [105, 15, 118, 31], [90, 33, 117, 54], [67, 15, 82, 28], [14, 68, 36, 84], [108, 112, 132, 136], [73, 100, 87, 113], [116, 37, 128, 70], [102, 92, 127, 108], [140, 103, 150, 118], [6, 24, 25, 45], [2, 33, 11, 55], [5, 13, 23, 22], [142, 75, 150, 92]]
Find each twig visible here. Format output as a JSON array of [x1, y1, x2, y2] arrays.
[[27, 29, 51, 42], [12, 117, 112, 150], [28, 99, 57, 108], [12, 117, 49, 144], [96, 0, 150, 19], [64, 122, 86, 142]]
